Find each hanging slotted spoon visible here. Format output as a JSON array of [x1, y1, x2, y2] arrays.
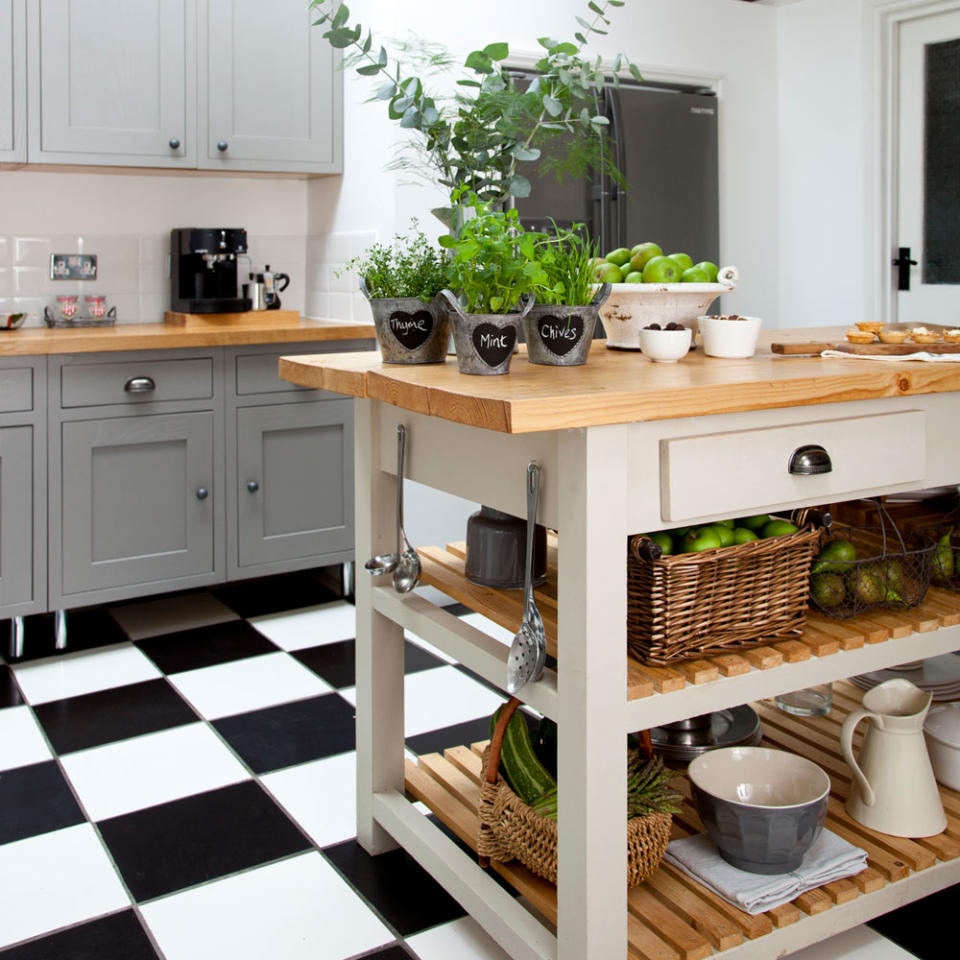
[[506, 463, 547, 694]]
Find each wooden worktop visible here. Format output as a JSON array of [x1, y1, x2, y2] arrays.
[[278, 326, 960, 433], [0, 317, 376, 357]]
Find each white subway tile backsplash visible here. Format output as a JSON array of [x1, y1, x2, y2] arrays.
[[0, 267, 10, 297], [0, 237, 10, 267], [138, 235, 166, 266], [13, 266, 46, 295], [138, 294, 167, 322], [14, 237, 52, 266]]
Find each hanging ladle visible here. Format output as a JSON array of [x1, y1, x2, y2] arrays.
[[363, 423, 406, 576], [393, 424, 421, 593]]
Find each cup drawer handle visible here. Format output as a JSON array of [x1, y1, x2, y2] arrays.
[[124, 376, 156, 393], [789, 444, 832, 475]]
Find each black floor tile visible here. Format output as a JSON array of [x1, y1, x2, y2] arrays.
[[136, 620, 279, 674], [0, 910, 160, 960], [293, 639, 444, 689], [405, 716, 496, 758], [323, 839, 465, 937], [0, 761, 86, 844], [0, 664, 23, 708], [869, 886, 960, 959], [359, 946, 412, 960], [98, 780, 310, 902], [5, 607, 128, 664], [33, 678, 198, 754], [213, 570, 342, 619], [213, 693, 356, 774]]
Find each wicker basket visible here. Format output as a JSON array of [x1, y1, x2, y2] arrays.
[[477, 698, 672, 887], [627, 525, 821, 665]]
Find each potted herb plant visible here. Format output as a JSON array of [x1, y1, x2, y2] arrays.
[[342, 222, 449, 363], [525, 226, 611, 366], [438, 193, 543, 375]]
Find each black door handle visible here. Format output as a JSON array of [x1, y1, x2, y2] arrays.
[[892, 246, 918, 291]]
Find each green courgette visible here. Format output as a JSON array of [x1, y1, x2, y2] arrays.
[[490, 704, 556, 805]]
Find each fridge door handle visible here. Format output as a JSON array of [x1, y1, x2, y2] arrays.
[[607, 86, 626, 248]]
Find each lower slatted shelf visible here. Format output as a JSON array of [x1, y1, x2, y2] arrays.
[[404, 681, 960, 960]]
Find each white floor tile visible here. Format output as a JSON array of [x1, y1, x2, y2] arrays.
[[404, 631, 457, 664], [0, 706, 52, 771], [458, 612, 516, 646], [141, 852, 393, 960], [13, 644, 161, 706], [339, 665, 503, 737], [0, 824, 130, 949], [60, 723, 250, 821], [109, 592, 238, 641], [261, 751, 357, 848], [167, 652, 332, 720], [249, 601, 357, 651], [407, 915, 513, 960], [785, 925, 918, 959]]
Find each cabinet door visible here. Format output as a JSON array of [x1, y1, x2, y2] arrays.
[[28, 0, 195, 167], [236, 400, 353, 568], [200, 0, 342, 173], [0, 0, 25, 162], [0, 426, 38, 611], [59, 412, 215, 596]]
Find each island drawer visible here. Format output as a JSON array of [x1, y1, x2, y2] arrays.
[[60, 357, 214, 407], [660, 410, 926, 522], [0, 367, 34, 413]]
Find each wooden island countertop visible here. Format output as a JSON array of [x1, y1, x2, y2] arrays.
[[279, 326, 960, 434]]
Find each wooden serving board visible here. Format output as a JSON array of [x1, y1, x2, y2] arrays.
[[164, 309, 301, 328], [772, 339, 960, 356]]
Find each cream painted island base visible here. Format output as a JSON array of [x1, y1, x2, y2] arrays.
[[279, 334, 960, 960]]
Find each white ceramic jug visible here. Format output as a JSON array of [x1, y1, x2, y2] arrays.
[[841, 678, 946, 838]]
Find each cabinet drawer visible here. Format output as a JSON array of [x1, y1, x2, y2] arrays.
[[61, 358, 214, 407], [236, 353, 312, 396], [660, 410, 927, 522], [0, 368, 33, 413]]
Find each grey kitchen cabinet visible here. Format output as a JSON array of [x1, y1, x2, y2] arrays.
[[199, 0, 342, 174], [0, 358, 46, 619], [26, 0, 197, 168], [0, 0, 26, 162]]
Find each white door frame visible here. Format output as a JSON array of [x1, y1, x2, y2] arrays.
[[872, 0, 960, 325]]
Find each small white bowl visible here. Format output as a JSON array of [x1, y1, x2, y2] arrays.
[[637, 326, 692, 363], [925, 703, 960, 791], [698, 314, 763, 358]]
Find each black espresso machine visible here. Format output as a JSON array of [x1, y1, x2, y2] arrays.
[[170, 228, 251, 314]]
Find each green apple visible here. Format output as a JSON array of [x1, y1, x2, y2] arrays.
[[605, 247, 632, 267], [623, 271, 644, 283], [668, 253, 694, 272], [594, 261, 624, 283], [706, 524, 735, 547], [733, 527, 759, 544], [680, 267, 711, 283], [641, 256, 681, 284], [683, 527, 722, 552], [648, 531, 674, 556], [629, 243, 663, 273], [694, 261, 719, 283]]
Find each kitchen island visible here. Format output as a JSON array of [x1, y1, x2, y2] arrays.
[[280, 332, 960, 960]]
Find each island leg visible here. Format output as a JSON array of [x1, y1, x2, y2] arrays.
[[354, 399, 405, 855], [556, 425, 629, 960]]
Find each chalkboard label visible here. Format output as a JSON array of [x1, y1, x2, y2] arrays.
[[537, 315, 584, 356], [472, 323, 516, 367], [388, 310, 434, 350]]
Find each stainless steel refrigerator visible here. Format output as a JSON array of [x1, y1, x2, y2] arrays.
[[515, 81, 720, 263]]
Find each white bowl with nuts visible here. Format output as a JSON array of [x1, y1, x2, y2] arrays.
[[697, 314, 763, 359]]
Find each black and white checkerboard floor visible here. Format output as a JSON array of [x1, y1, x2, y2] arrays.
[[0, 571, 949, 959]]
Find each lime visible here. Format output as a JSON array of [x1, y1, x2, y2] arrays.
[[761, 519, 799, 538], [739, 514, 770, 531], [811, 538, 857, 574], [732, 527, 758, 544], [810, 572, 845, 608]]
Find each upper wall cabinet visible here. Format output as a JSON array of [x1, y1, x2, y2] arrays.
[[27, 0, 197, 168], [200, 0, 342, 174], [0, 0, 26, 162]]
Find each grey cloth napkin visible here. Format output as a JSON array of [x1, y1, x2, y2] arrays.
[[820, 349, 960, 362], [664, 830, 868, 915]]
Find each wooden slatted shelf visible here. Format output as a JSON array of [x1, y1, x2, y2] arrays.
[[417, 540, 960, 701], [404, 681, 960, 960]]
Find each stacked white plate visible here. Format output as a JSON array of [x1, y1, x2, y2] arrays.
[[849, 653, 960, 701]]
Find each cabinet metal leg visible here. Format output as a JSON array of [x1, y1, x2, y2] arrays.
[[9, 616, 24, 659], [54, 609, 67, 651]]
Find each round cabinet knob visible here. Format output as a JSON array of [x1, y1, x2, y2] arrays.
[[196, 487, 209, 501], [168, 137, 181, 149], [788, 445, 833, 476], [246, 480, 259, 493], [217, 140, 228, 152]]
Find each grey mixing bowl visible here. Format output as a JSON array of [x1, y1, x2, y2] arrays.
[[688, 746, 830, 874]]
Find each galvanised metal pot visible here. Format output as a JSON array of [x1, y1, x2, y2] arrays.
[[439, 290, 534, 376], [523, 282, 611, 366], [361, 278, 449, 364]]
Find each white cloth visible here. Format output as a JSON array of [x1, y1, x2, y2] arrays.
[[820, 349, 960, 362], [664, 830, 868, 915]]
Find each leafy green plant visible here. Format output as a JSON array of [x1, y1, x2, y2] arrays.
[[439, 192, 547, 314], [533, 224, 601, 307], [309, 1, 640, 220], [339, 220, 446, 301]]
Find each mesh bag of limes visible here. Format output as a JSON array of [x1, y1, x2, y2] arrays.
[[809, 501, 937, 619]]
